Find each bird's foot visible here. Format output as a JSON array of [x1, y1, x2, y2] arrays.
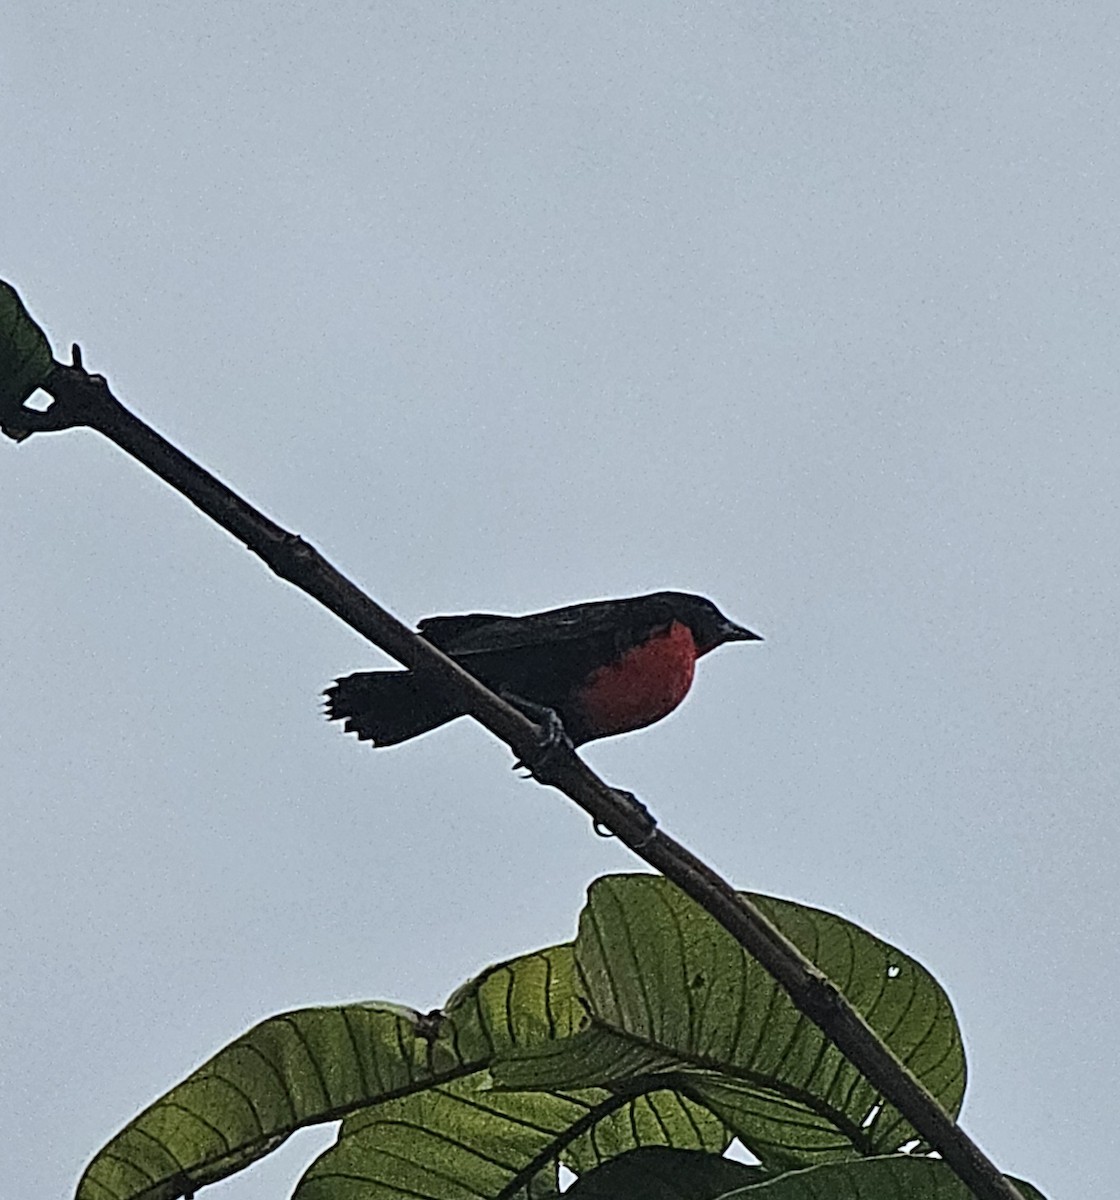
[[503, 692, 576, 784]]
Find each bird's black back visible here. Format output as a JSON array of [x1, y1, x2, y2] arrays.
[[417, 592, 701, 714]]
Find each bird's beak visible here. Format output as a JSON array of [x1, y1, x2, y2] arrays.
[[720, 620, 763, 643]]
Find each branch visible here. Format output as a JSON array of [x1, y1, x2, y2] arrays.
[[4, 352, 1024, 1200]]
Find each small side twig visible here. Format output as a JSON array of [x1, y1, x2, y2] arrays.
[[9, 357, 1024, 1200]]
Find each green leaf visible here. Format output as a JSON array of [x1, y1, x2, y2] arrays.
[[76, 1003, 472, 1200], [490, 1021, 732, 1172], [298, 1075, 728, 1200], [315, 947, 727, 1198], [78, 880, 981, 1200], [441, 944, 589, 1063], [0, 280, 54, 412], [445, 945, 730, 1177], [568, 876, 965, 1171], [78, 947, 607, 1200], [296, 1073, 580, 1200], [567, 1152, 1047, 1200], [561, 1087, 729, 1177], [495, 1024, 680, 1090], [565, 1147, 765, 1199], [712, 1155, 1048, 1200]]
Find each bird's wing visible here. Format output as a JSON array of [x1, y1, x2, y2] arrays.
[[420, 596, 669, 658], [416, 613, 511, 647]]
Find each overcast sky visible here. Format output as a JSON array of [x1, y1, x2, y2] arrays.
[[3, 5, 1118, 1198]]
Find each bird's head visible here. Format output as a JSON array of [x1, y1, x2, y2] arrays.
[[649, 591, 762, 656]]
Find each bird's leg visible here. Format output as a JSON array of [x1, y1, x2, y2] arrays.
[[500, 693, 658, 844], [501, 690, 575, 783]]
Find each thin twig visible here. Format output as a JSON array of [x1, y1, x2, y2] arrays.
[[5, 354, 1024, 1200]]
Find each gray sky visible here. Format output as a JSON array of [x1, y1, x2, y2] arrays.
[[3, 5, 1117, 1197]]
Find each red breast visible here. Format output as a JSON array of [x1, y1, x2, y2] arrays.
[[572, 620, 698, 739]]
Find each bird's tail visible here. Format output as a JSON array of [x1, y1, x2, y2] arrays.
[[324, 670, 463, 746]]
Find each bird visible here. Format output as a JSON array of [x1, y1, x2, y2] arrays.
[[325, 590, 761, 749]]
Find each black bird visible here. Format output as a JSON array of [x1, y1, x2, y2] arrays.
[[325, 590, 760, 748]]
